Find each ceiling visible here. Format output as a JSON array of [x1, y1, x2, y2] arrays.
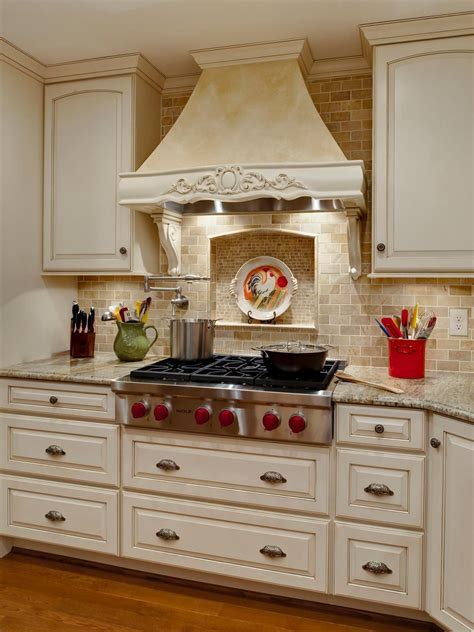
[[1, 0, 472, 76]]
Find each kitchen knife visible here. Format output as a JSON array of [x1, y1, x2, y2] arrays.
[[381, 317, 403, 339], [72, 301, 79, 332], [87, 306, 95, 333]]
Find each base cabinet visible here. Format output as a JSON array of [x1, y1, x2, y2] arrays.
[[427, 415, 474, 632]]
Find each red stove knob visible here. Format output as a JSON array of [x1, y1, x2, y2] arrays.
[[262, 411, 281, 431], [195, 406, 211, 425], [289, 414, 306, 434], [131, 401, 150, 418], [154, 403, 170, 422], [219, 409, 236, 427]]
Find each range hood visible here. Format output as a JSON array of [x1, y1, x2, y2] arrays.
[[118, 40, 367, 279]]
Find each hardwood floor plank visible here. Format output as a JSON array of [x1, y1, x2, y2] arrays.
[[0, 552, 438, 632]]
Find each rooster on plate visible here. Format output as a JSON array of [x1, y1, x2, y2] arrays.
[[243, 265, 288, 310]]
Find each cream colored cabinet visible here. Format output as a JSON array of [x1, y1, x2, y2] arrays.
[[43, 74, 161, 273], [371, 35, 474, 276], [427, 414, 474, 632]]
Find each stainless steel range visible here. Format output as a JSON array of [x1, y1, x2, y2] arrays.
[[112, 355, 341, 445]]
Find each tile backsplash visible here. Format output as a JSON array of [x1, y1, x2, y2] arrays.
[[78, 73, 473, 371]]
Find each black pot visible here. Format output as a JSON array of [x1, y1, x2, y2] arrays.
[[255, 343, 333, 375]]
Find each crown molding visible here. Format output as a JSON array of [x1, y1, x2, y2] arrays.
[[308, 55, 370, 80], [0, 38, 46, 82], [360, 12, 474, 64], [44, 52, 165, 91], [162, 73, 199, 95], [190, 38, 314, 78]]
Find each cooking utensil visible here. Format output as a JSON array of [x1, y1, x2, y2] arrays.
[[169, 318, 218, 361], [417, 315, 437, 339], [80, 310, 87, 333], [381, 317, 403, 339], [410, 304, 419, 338], [375, 318, 389, 337], [401, 308, 409, 339], [335, 371, 405, 394], [254, 342, 334, 374], [87, 306, 95, 333]]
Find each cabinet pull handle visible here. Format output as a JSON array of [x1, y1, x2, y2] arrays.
[[430, 438, 441, 449], [45, 445, 66, 456], [156, 528, 180, 541], [374, 424, 385, 434], [49, 396, 58, 405], [362, 561, 392, 575], [119, 246, 128, 255], [260, 471, 287, 484], [156, 459, 180, 471], [376, 243, 386, 252], [260, 545, 287, 558], [364, 483, 394, 496], [45, 510, 66, 522]]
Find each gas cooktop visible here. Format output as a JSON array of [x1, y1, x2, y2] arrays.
[[130, 354, 339, 391]]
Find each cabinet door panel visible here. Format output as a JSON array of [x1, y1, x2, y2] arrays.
[[427, 415, 474, 632], [44, 77, 132, 271], [373, 36, 474, 274]]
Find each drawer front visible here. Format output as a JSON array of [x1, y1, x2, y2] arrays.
[[122, 492, 329, 592], [336, 449, 425, 527], [0, 414, 119, 485], [0, 476, 118, 554], [334, 522, 423, 609], [122, 429, 329, 515], [0, 379, 115, 420], [336, 405, 425, 450]]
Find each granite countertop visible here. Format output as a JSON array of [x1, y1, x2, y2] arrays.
[[1, 354, 472, 423], [333, 365, 474, 424], [0, 352, 163, 386]]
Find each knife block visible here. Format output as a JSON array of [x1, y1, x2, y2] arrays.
[[70, 332, 95, 358]]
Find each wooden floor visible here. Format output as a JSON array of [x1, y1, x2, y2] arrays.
[[0, 551, 437, 632]]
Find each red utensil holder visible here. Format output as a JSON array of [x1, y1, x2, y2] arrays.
[[388, 338, 426, 379]]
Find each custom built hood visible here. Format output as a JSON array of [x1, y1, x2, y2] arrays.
[[118, 40, 367, 278]]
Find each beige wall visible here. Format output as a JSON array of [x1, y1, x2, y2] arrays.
[[0, 60, 76, 366], [79, 73, 473, 372]]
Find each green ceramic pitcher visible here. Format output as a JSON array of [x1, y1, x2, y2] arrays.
[[113, 321, 158, 362]]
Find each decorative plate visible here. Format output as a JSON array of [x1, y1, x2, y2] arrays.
[[229, 256, 298, 321]]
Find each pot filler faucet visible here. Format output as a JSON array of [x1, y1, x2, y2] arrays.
[[143, 274, 211, 318]]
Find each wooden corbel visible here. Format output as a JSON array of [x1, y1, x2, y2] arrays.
[[151, 208, 183, 275]]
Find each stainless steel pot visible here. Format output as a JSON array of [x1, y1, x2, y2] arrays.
[[254, 342, 333, 374], [169, 318, 218, 361]]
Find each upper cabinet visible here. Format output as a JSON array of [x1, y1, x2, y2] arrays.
[[43, 71, 162, 273], [364, 23, 474, 277]]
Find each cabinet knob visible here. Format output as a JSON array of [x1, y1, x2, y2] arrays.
[[364, 483, 394, 496], [49, 395, 58, 405], [376, 243, 386, 252], [45, 510, 66, 522], [156, 459, 180, 471], [374, 424, 385, 434], [156, 528, 180, 541], [362, 561, 392, 575], [260, 471, 287, 484], [430, 438, 441, 449], [119, 246, 128, 255], [45, 445, 66, 456], [260, 545, 287, 558]]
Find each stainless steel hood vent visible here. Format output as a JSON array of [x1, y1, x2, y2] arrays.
[[118, 40, 367, 279]]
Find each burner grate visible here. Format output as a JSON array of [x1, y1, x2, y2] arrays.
[[130, 355, 339, 391]]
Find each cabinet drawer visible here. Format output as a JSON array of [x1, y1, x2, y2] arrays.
[[336, 449, 424, 527], [0, 379, 115, 421], [123, 429, 329, 515], [0, 476, 118, 554], [334, 522, 423, 609], [336, 405, 425, 450], [122, 492, 329, 592], [0, 414, 119, 485]]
